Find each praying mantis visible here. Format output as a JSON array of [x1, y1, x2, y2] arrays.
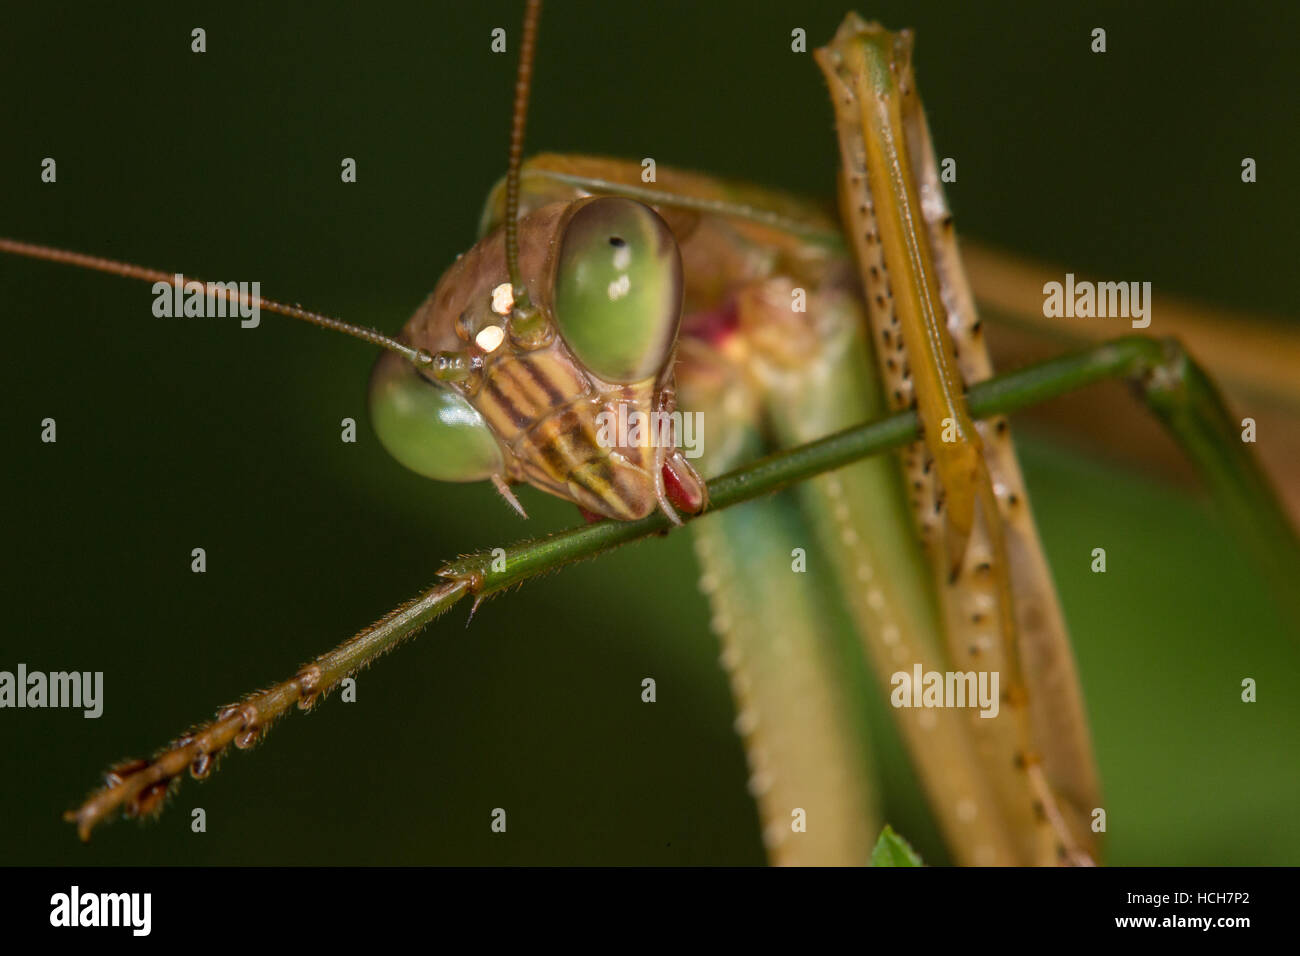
[[2, 1, 1300, 868]]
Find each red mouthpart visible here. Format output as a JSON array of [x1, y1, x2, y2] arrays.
[[663, 459, 706, 515]]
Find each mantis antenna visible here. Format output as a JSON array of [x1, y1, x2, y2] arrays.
[[502, 0, 542, 325], [0, 237, 434, 369]]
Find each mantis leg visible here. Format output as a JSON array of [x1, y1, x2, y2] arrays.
[[63, 578, 470, 840], [815, 16, 1099, 863], [675, 331, 881, 865]]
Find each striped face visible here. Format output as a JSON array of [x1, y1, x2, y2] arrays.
[[369, 198, 708, 522]]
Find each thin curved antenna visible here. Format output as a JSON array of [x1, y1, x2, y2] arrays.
[[0, 237, 432, 368], [503, 0, 542, 314]]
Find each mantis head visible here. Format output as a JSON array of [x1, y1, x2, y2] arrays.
[[368, 196, 708, 523]]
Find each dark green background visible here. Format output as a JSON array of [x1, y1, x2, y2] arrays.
[[2, 0, 1296, 865]]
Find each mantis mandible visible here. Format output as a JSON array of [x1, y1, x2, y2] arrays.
[[3, 2, 1295, 865]]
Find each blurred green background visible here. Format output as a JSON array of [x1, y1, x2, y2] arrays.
[[2, 0, 1296, 865]]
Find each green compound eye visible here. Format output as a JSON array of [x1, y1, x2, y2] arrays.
[[552, 197, 683, 383], [368, 351, 504, 482]]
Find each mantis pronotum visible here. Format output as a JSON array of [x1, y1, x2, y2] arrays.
[[4, 2, 1297, 865]]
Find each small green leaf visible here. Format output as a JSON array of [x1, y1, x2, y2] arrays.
[[870, 825, 923, 866]]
